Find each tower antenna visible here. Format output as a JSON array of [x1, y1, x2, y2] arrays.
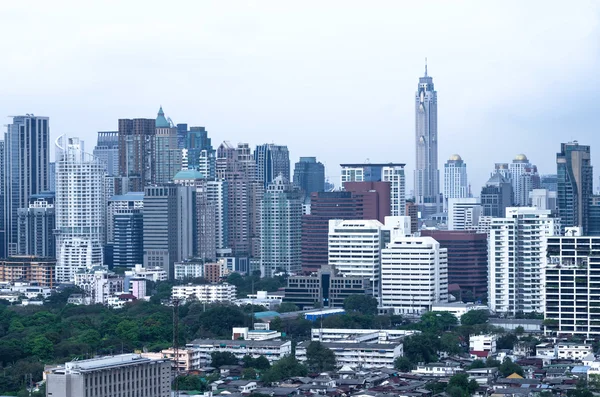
[[424, 58, 428, 77]]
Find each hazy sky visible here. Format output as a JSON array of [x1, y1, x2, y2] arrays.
[[0, 1, 599, 192]]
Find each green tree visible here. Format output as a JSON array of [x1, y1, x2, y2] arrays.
[[446, 373, 479, 397], [499, 358, 524, 377], [253, 355, 271, 370], [277, 302, 300, 313], [394, 356, 412, 372], [467, 359, 486, 369], [242, 368, 258, 380], [403, 333, 440, 363], [515, 325, 525, 335], [261, 356, 308, 383], [176, 375, 207, 391], [440, 332, 462, 355], [26, 335, 54, 360], [460, 310, 489, 326], [419, 311, 457, 333], [306, 341, 337, 372], [211, 351, 239, 368], [343, 295, 378, 315], [497, 333, 519, 350]]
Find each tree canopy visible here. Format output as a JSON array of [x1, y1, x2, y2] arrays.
[[306, 341, 337, 372], [343, 295, 378, 315]]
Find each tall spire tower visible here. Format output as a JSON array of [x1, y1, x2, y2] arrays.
[[414, 60, 440, 218]]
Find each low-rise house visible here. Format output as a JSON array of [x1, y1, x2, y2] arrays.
[[227, 380, 258, 393], [466, 367, 499, 385], [411, 362, 462, 377]]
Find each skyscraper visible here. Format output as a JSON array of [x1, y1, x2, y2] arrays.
[[443, 154, 468, 211], [4, 115, 50, 258], [254, 144, 290, 188], [17, 192, 56, 258], [293, 157, 325, 199], [93, 131, 119, 176], [480, 172, 513, 218], [557, 141, 593, 234], [186, 126, 214, 177], [108, 192, 144, 268], [260, 176, 302, 277], [118, 118, 155, 193], [153, 107, 182, 184], [55, 136, 106, 282], [488, 207, 559, 315], [509, 154, 540, 206], [414, 63, 440, 217]]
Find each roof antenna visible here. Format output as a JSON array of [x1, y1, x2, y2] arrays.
[[424, 57, 428, 77]]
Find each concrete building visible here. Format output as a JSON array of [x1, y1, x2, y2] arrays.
[[447, 198, 482, 231], [444, 154, 469, 211], [4, 115, 50, 258], [107, 192, 144, 268], [310, 328, 418, 343], [544, 233, 600, 337], [17, 192, 56, 258], [171, 283, 236, 303], [186, 339, 292, 365], [255, 143, 290, 188], [481, 172, 513, 218], [296, 340, 403, 369], [152, 107, 182, 184], [117, 117, 155, 193], [93, 131, 119, 176], [0, 257, 56, 287], [488, 207, 559, 315], [260, 176, 303, 277], [469, 334, 498, 355], [185, 126, 214, 178], [380, 236, 448, 314], [74, 268, 124, 304], [124, 264, 168, 282], [232, 325, 282, 341], [293, 157, 325, 200], [509, 154, 540, 206], [174, 258, 205, 280], [46, 354, 171, 397], [557, 141, 593, 234], [421, 230, 488, 300], [55, 136, 106, 282], [529, 188, 557, 212]]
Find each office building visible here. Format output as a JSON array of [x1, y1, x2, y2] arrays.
[[17, 192, 55, 258], [544, 233, 600, 337], [143, 185, 195, 279], [117, 117, 155, 193], [447, 198, 482, 231], [260, 176, 303, 277], [509, 154, 540, 206], [340, 163, 406, 216], [406, 200, 418, 234], [529, 189, 557, 212], [414, 64, 441, 217], [481, 171, 513, 218], [171, 283, 236, 302], [380, 236, 448, 314], [74, 268, 124, 304], [254, 143, 290, 188], [46, 354, 171, 397], [557, 141, 593, 234], [186, 126, 215, 178], [421, 230, 488, 301], [49, 161, 55, 192], [152, 107, 182, 184], [293, 156, 325, 199], [217, 142, 262, 258], [444, 154, 468, 211], [0, 257, 56, 287], [488, 207, 559, 315], [108, 192, 144, 268], [4, 115, 50, 257], [55, 136, 106, 282], [282, 265, 370, 309], [343, 181, 392, 223], [541, 174, 558, 192], [93, 131, 119, 176]]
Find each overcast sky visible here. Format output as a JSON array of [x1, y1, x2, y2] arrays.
[[0, 1, 599, 193]]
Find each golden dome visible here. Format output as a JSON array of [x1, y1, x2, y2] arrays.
[[514, 154, 528, 161], [449, 154, 462, 161]]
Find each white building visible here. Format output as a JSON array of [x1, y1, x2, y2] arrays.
[[447, 198, 482, 231], [380, 236, 448, 314], [74, 268, 124, 305], [382, 165, 406, 216], [509, 154, 539, 206], [411, 362, 462, 377], [172, 283, 236, 303], [469, 334, 498, 354], [296, 340, 403, 369], [129, 277, 146, 299], [529, 189, 557, 211], [46, 354, 171, 397], [186, 339, 292, 365], [488, 207, 559, 315], [124, 264, 168, 282], [431, 302, 489, 321], [535, 343, 592, 360], [443, 154, 469, 212], [174, 259, 205, 280], [55, 136, 106, 282], [232, 325, 282, 341], [310, 328, 418, 343]]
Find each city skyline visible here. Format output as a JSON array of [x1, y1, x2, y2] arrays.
[[0, 2, 598, 192]]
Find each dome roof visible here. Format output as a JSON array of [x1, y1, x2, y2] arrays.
[[449, 154, 462, 161], [156, 106, 170, 128], [173, 169, 205, 180], [514, 154, 528, 161]]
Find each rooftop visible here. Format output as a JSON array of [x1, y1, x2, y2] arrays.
[[187, 339, 290, 348], [61, 354, 165, 373]]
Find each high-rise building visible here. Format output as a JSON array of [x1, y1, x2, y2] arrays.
[[480, 172, 513, 218], [55, 136, 106, 282], [509, 154, 540, 206], [4, 115, 50, 257], [255, 144, 290, 188], [217, 142, 262, 258], [544, 232, 600, 338], [17, 192, 56, 258], [293, 157, 325, 199], [186, 126, 215, 177], [260, 176, 303, 277], [405, 200, 418, 234], [176, 123, 188, 150], [343, 181, 391, 223], [529, 189, 557, 212], [557, 141, 593, 234], [143, 184, 196, 279], [93, 131, 119, 176], [153, 107, 182, 184], [48, 161, 55, 192], [421, 230, 488, 301], [381, 236, 448, 314], [541, 174, 558, 192], [447, 198, 482, 231], [414, 64, 440, 218], [108, 192, 144, 268], [443, 154, 468, 211], [488, 207, 559, 315], [340, 163, 406, 216], [118, 118, 155, 193]]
